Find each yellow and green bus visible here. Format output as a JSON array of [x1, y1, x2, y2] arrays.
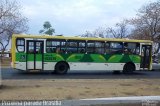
[[11, 34, 152, 74]]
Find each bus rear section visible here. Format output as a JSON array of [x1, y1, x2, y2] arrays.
[[11, 34, 153, 74]]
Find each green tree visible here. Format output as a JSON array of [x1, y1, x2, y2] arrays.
[[39, 21, 55, 35]]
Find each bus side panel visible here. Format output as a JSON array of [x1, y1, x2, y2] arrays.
[[69, 62, 125, 71], [43, 62, 57, 70], [43, 53, 141, 71], [43, 53, 65, 70], [15, 53, 26, 70]]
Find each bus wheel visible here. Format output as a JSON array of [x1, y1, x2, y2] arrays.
[[55, 62, 69, 74], [123, 63, 135, 74]]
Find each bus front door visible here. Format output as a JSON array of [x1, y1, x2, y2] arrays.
[[140, 45, 152, 70], [27, 41, 44, 70]]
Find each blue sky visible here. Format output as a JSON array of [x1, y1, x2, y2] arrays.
[[18, 0, 155, 36]]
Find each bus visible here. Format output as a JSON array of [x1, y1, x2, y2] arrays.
[[11, 34, 153, 74]]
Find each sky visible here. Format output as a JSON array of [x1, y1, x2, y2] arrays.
[[18, 0, 155, 36]]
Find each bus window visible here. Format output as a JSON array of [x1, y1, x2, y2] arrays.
[[16, 38, 25, 52], [61, 41, 66, 53], [95, 42, 105, 54], [105, 42, 110, 54], [124, 43, 140, 55], [78, 41, 86, 53], [110, 42, 123, 54], [28, 42, 34, 53], [135, 44, 140, 55], [52, 41, 60, 46], [36, 42, 43, 53], [87, 41, 95, 54], [46, 39, 61, 53], [67, 41, 78, 53], [46, 41, 52, 46]]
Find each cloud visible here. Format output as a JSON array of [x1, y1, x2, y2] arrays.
[[19, 0, 156, 35], [22, 0, 102, 22]]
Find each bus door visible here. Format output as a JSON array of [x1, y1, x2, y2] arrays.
[[140, 45, 152, 69], [26, 40, 44, 70]]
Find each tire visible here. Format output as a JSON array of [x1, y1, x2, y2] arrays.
[[55, 62, 69, 74], [123, 63, 135, 74]]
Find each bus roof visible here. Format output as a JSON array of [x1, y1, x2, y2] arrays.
[[12, 34, 153, 43]]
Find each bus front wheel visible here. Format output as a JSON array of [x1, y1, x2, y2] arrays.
[[55, 62, 69, 74], [123, 63, 135, 74]]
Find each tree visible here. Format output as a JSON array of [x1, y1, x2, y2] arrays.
[[0, 0, 28, 59], [92, 27, 108, 38], [107, 20, 129, 38], [81, 27, 109, 38], [81, 31, 93, 37], [39, 21, 55, 35], [129, 0, 160, 53]]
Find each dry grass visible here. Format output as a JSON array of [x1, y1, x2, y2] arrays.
[[0, 58, 160, 100], [0, 57, 11, 68], [0, 79, 160, 100]]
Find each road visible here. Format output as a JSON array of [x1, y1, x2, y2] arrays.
[[1, 68, 160, 106], [1, 68, 160, 80]]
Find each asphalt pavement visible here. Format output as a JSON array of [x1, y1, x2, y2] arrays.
[[1, 68, 160, 106], [1, 68, 160, 80]]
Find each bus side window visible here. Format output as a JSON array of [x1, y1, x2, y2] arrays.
[[16, 38, 25, 52], [105, 42, 110, 54], [56, 47, 61, 53], [87, 41, 95, 54], [110, 42, 123, 54], [67, 41, 78, 53], [52, 41, 60, 53], [124, 43, 129, 54], [124, 43, 140, 55], [78, 41, 86, 53], [61, 41, 66, 53], [46, 40, 52, 53], [46, 39, 62, 53], [95, 42, 105, 54], [135, 44, 140, 55]]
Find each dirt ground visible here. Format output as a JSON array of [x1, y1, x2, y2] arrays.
[[0, 57, 11, 68], [0, 58, 160, 100], [0, 79, 160, 100]]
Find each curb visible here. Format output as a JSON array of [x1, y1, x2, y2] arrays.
[[62, 96, 160, 106]]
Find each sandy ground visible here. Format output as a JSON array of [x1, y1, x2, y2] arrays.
[[0, 79, 160, 100], [0, 58, 160, 100], [0, 57, 11, 68]]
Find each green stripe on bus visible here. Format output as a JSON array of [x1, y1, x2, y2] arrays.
[[16, 53, 26, 62], [15, 53, 141, 63]]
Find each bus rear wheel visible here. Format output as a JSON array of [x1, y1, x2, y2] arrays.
[[55, 62, 69, 74], [123, 63, 135, 74]]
